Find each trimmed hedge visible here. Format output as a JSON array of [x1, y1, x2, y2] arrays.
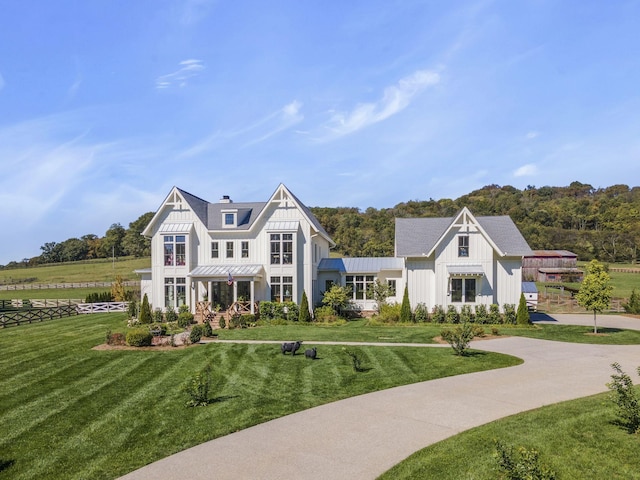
[[126, 328, 153, 347]]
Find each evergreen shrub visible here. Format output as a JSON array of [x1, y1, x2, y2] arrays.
[[189, 325, 203, 344], [126, 328, 153, 347], [414, 303, 430, 322]]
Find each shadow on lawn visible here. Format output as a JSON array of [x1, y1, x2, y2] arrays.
[[0, 458, 15, 473], [210, 394, 240, 404]]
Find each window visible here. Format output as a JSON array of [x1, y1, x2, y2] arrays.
[[387, 280, 397, 296], [164, 277, 186, 309], [270, 233, 294, 264], [223, 212, 235, 226], [451, 278, 476, 303], [211, 241, 219, 259], [164, 235, 186, 266], [458, 236, 469, 257], [346, 275, 374, 300], [271, 276, 293, 302], [241, 241, 249, 258], [226, 241, 234, 258], [325, 280, 334, 292]]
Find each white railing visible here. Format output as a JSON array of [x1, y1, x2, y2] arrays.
[[76, 302, 130, 314], [10, 299, 83, 308], [0, 281, 138, 291]]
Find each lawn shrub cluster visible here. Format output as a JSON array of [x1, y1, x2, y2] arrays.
[[313, 305, 342, 323], [228, 314, 256, 329], [85, 291, 113, 303], [105, 330, 126, 346], [178, 310, 195, 328], [259, 301, 299, 321], [126, 328, 153, 347], [373, 303, 518, 325], [494, 441, 557, 480]]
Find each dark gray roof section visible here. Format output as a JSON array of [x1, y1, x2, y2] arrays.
[[395, 214, 533, 257], [176, 188, 209, 227], [206, 202, 266, 230], [522, 282, 538, 293], [318, 257, 404, 273]]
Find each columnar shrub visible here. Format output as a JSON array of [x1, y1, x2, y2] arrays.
[[299, 291, 311, 322], [607, 362, 640, 434], [202, 321, 213, 337], [431, 305, 446, 324], [127, 299, 138, 319], [219, 316, 226, 329], [139, 294, 152, 324], [400, 285, 412, 322], [516, 293, 531, 325], [446, 305, 459, 324], [126, 328, 153, 347], [414, 303, 430, 323], [474, 304, 489, 324]]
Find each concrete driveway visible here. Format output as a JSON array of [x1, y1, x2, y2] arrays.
[[120, 314, 640, 480]]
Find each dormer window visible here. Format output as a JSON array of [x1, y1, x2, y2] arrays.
[[458, 235, 469, 257], [222, 210, 237, 228]]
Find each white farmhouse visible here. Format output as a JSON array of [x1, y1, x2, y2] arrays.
[[138, 186, 532, 317]]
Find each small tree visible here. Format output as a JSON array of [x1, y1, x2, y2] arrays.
[[576, 259, 613, 334], [516, 293, 531, 325], [111, 275, 127, 301], [441, 322, 475, 356], [607, 362, 640, 434], [139, 293, 152, 324], [322, 284, 352, 316], [299, 291, 311, 322], [400, 284, 412, 322], [623, 289, 640, 314], [367, 279, 393, 313]]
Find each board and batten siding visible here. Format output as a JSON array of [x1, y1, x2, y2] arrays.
[[406, 259, 434, 309], [495, 258, 524, 308]]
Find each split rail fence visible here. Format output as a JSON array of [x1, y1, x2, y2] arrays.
[[0, 281, 138, 291]]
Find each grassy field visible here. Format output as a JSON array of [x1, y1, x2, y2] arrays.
[[0, 257, 150, 285], [0, 313, 521, 480], [380, 390, 640, 479]]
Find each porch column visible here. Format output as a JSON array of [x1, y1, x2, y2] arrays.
[[250, 280, 255, 314], [233, 281, 238, 302]]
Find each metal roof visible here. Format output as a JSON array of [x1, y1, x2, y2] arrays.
[[189, 264, 264, 278], [529, 250, 577, 258], [265, 221, 300, 231], [446, 264, 485, 276], [522, 282, 538, 293], [159, 223, 193, 233], [318, 257, 404, 273]]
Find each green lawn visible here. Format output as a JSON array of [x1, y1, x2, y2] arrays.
[[0, 314, 520, 480], [379, 390, 640, 479]]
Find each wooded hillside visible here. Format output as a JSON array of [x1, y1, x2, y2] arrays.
[[311, 182, 640, 263]]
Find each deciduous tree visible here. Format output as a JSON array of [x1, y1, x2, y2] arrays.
[[576, 260, 613, 334]]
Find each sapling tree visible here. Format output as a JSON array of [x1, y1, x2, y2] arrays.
[[576, 260, 612, 334], [322, 284, 352, 316], [607, 362, 640, 433], [367, 279, 394, 313]]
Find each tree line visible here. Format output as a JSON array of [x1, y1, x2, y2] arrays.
[[2, 181, 639, 269], [310, 181, 640, 264], [1, 212, 154, 269]]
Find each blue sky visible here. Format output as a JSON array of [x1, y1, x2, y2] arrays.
[[1, 0, 639, 264]]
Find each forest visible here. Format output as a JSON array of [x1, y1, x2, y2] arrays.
[[2, 181, 638, 269]]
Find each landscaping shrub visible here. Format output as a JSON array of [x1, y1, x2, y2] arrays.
[[149, 322, 167, 336], [431, 305, 446, 323], [314, 305, 340, 323], [474, 304, 489, 324], [182, 364, 212, 407], [189, 325, 203, 344], [489, 303, 502, 324], [299, 291, 311, 322], [219, 316, 226, 329], [493, 441, 557, 480], [503, 303, 516, 324], [258, 301, 298, 321], [139, 293, 152, 324], [377, 303, 401, 323], [607, 362, 640, 434], [623, 289, 640, 314], [165, 308, 178, 323], [126, 328, 153, 347], [516, 293, 531, 325], [460, 304, 473, 323], [152, 308, 164, 323], [85, 291, 113, 303], [446, 305, 459, 324], [400, 285, 412, 322], [414, 303, 430, 322], [440, 322, 474, 356], [126, 299, 138, 319], [202, 321, 213, 337], [178, 311, 194, 328], [106, 330, 126, 346]]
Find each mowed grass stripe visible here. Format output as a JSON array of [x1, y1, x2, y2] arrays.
[[23, 351, 201, 480], [0, 354, 151, 444]]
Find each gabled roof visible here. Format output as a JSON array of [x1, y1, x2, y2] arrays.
[[395, 207, 532, 258], [142, 186, 207, 237], [206, 202, 266, 230]]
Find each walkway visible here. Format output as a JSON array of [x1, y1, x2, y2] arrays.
[[120, 314, 640, 480]]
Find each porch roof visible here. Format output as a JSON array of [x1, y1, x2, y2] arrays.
[[446, 264, 485, 276], [189, 264, 264, 278]]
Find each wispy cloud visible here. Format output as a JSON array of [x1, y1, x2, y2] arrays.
[[321, 69, 440, 140], [525, 131, 540, 140], [514, 164, 538, 177], [156, 59, 205, 89], [180, 100, 304, 156]]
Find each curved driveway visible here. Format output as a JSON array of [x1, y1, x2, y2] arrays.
[[120, 314, 640, 480]]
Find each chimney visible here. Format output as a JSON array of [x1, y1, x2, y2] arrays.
[[220, 195, 232, 204]]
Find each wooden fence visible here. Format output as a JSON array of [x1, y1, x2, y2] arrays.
[[0, 281, 138, 291], [76, 302, 129, 314], [0, 304, 79, 328], [538, 293, 625, 313]]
